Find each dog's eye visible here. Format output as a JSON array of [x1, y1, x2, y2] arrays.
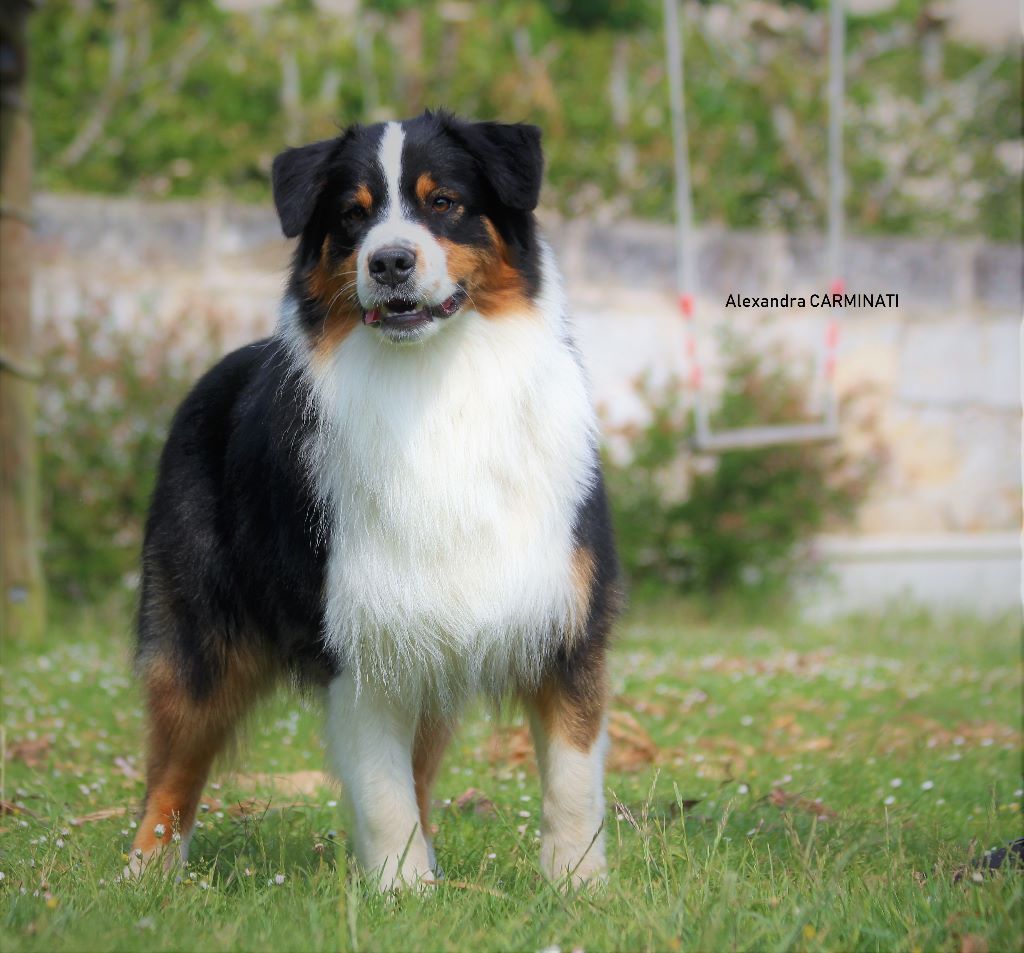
[[343, 205, 367, 224], [431, 196, 454, 214]]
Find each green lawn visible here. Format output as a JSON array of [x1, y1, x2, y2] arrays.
[[2, 602, 1021, 952]]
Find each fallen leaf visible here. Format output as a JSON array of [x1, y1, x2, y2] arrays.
[[421, 878, 509, 899], [767, 787, 837, 820], [451, 787, 497, 817], [0, 799, 39, 817], [486, 726, 534, 769], [606, 710, 659, 773], [800, 737, 833, 752], [7, 737, 51, 768], [69, 806, 130, 826], [227, 797, 306, 818], [229, 771, 333, 797]]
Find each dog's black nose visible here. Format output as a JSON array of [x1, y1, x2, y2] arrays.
[[368, 246, 415, 287]]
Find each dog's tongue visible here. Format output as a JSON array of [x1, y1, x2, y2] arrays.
[[363, 309, 380, 326], [437, 294, 462, 316]]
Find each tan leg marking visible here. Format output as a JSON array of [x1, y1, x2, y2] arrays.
[[568, 546, 596, 647], [129, 649, 274, 874], [527, 658, 609, 886], [412, 715, 454, 838]]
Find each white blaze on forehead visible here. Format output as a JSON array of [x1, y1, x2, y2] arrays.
[[358, 119, 456, 313], [377, 122, 406, 220]]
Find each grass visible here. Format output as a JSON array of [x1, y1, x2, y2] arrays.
[[1, 600, 1021, 952]]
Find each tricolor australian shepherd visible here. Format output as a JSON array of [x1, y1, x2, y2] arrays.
[[130, 111, 619, 889]]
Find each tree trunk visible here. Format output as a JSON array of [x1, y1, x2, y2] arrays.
[[1, 0, 45, 645]]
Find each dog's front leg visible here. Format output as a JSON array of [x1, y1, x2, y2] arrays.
[[326, 671, 433, 890], [526, 664, 609, 887]]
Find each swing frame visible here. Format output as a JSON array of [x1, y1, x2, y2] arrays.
[[662, 0, 846, 452]]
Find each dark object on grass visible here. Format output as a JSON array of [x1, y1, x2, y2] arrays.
[[954, 838, 1024, 882]]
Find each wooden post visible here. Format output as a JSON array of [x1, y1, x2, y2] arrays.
[[1, 0, 45, 645]]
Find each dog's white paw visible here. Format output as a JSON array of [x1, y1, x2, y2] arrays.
[[540, 837, 608, 889]]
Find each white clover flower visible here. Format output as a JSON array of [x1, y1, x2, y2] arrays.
[[921, 780, 934, 791], [889, 778, 902, 788], [274, 873, 286, 885], [884, 795, 896, 806], [153, 823, 166, 838]]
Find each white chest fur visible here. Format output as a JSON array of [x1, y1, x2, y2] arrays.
[[293, 277, 597, 710]]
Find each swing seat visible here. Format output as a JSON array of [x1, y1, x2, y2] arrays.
[[691, 420, 839, 453]]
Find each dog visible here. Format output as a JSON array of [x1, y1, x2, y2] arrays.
[[129, 110, 619, 890]]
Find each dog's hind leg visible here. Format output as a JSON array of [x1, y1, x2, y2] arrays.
[[128, 647, 272, 877], [413, 714, 454, 874]]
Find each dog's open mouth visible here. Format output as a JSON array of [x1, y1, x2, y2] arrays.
[[363, 290, 467, 329]]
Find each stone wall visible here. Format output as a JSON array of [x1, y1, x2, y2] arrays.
[[32, 195, 1022, 610]]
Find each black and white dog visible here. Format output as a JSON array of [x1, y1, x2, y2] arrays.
[[130, 111, 619, 889]]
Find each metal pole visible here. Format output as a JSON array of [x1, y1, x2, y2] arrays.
[[662, 0, 708, 440], [827, 0, 845, 287], [663, 0, 694, 296], [825, 0, 845, 426]]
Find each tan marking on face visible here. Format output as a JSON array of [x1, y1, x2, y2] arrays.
[[306, 238, 361, 363], [415, 172, 439, 205], [353, 184, 373, 210], [531, 655, 608, 752], [438, 217, 536, 319], [131, 648, 275, 863]]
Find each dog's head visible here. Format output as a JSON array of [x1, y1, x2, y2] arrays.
[[273, 111, 544, 346]]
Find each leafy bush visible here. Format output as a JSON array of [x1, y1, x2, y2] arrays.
[[36, 308, 223, 605], [29, 0, 1021, 241], [604, 335, 883, 602]]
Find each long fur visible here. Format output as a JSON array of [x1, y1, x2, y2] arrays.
[[282, 243, 597, 711], [131, 111, 619, 888]]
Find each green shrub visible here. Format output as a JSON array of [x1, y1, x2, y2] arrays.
[[604, 335, 883, 602], [30, 0, 1021, 241], [36, 308, 223, 605]]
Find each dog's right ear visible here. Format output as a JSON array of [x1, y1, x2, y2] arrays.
[[271, 138, 337, 238]]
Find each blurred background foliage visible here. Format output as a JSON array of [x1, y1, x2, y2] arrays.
[[32, 0, 1021, 240]]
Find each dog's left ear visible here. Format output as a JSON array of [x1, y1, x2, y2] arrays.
[[448, 119, 544, 212], [271, 138, 336, 238]]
